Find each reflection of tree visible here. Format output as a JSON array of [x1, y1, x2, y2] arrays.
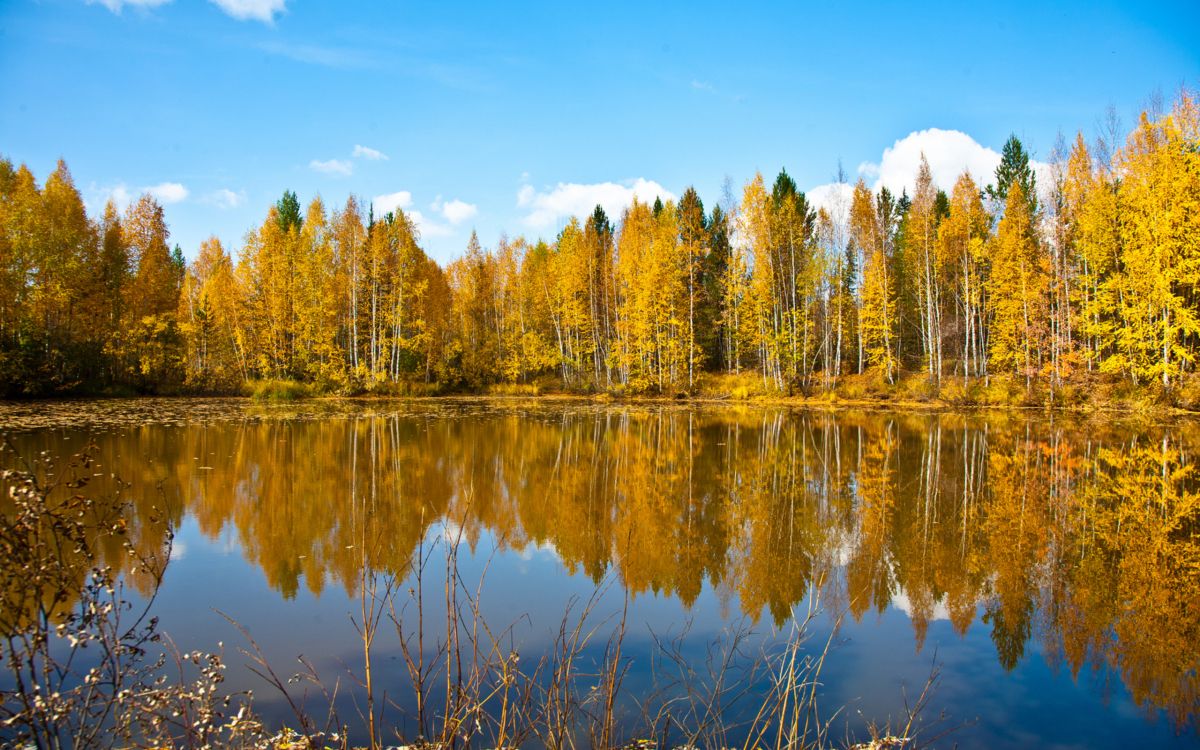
[[981, 426, 1049, 671], [4, 406, 1198, 729], [846, 419, 897, 623], [1072, 436, 1200, 728]]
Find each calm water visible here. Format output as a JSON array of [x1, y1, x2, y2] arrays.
[[1, 398, 1198, 748]]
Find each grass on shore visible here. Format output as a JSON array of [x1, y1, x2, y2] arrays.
[[218, 368, 1200, 416]]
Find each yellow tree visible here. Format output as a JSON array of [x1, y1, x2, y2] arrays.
[[37, 160, 101, 385], [179, 237, 245, 389], [987, 181, 1048, 387], [123, 193, 182, 387], [295, 197, 344, 385], [850, 179, 897, 382], [1107, 94, 1200, 387], [547, 219, 594, 386], [907, 155, 943, 381], [384, 210, 431, 382], [447, 230, 499, 387], [938, 172, 990, 381], [238, 207, 295, 377], [678, 187, 709, 387], [613, 198, 660, 389], [332, 196, 367, 376], [97, 200, 130, 382], [739, 173, 782, 388], [1062, 134, 1118, 371]]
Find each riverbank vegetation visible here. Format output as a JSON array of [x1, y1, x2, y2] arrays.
[[1, 91, 1197, 409]]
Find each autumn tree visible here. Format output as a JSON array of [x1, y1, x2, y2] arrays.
[[987, 181, 1047, 387], [850, 179, 897, 382], [938, 172, 990, 380]]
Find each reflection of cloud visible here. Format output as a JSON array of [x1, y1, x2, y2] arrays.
[[169, 539, 187, 561], [891, 589, 952, 621], [513, 539, 561, 563], [519, 178, 675, 230]]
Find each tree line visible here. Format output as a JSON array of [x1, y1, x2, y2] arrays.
[[1, 90, 1197, 397]]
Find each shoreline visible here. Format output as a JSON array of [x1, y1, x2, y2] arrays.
[[3, 387, 1197, 419]]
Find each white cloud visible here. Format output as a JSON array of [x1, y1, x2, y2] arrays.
[[88, 180, 191, 211], [310, 158, 353, 177], [519, 178, 676, 230], [440, 198, 477, 225], [805, 182, 855, 219], [87, 0, 171, 13], [353, 144, 388, 161], [375, 191, 464, 239], [691, 80, 715, 92], [409, 210, 453, 238], [856, 128, 1049, 198], [208, 0, 285, 23], [146, 182, 189, 204], [372, 190, 413, 215], [204, 188, 246, 209], [88, 183, 133, 212]]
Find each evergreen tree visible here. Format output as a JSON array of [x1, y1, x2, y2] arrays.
[[276, 190, 302, 234], [987, 134, 1038, 217]]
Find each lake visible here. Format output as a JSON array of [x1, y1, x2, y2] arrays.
[[1, 398, 1197, 748]]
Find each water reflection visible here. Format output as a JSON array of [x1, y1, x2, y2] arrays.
[[3, 404, 1198, 731]]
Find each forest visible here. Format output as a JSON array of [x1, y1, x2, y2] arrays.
[[1, 90, 1197, 402]]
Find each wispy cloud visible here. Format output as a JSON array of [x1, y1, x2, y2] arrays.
[[88, 0, 284, 22], [86, 0, 172, 14], [202, 188, 246, 209], [86, 180, 189, 211], [409, 210, 453, 238], [691, 79, 715, 92], [87, 183, 133, 212], [309, 158, 353, 177], [518, 178, 675, 230], [352, 144, 388, 161], [258, 40, 375, 69], [209, 0, 285, 23]]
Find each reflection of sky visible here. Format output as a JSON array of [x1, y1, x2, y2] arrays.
[[158, 519, 1194, 749]]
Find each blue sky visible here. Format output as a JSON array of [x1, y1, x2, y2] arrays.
[[2, 0, 1197, 264]]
